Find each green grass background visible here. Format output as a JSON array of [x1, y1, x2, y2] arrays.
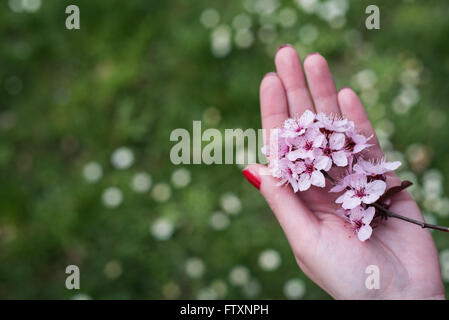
[[0, 0, 448, 299]]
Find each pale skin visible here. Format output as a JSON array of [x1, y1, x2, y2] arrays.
[[245, 45, 446, 299]]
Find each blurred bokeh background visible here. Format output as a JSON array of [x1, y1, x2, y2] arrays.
[[1, 0, 449, 299]]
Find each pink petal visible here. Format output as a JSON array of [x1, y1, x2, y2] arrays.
[[342, 195, 362, 210], [349, 206, 364, 221], [290, 178, 299, 193], [312, 133, 325, 148], [332, 150, 348, 167], [311, 170, 325, 188], [384, 160, 401, 171], [363, 180, 387, 204], [353, 143, 371, 154], [335, 193, 347, 204], [362, 207, 376, 224], [299, 109, 315, 127], [294, 161, 306, 173], [330, 183, 346, 193], [287, 149, 302, 161], [315, 155, 331, 171], [357, 225, 373, 242], [298, 173, 312, 191], [283, 118, 297, 131], [352, 133, 367, 144], [329, 133, 345, 150]]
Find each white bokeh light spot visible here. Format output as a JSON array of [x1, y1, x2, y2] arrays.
[[83, 161, 103, 183], [131, 172, 152, 193], [102, 187, 123, 208], [151, 218, 174, 241], [258, 249, 281, 271], [111, 147, 134, 170]]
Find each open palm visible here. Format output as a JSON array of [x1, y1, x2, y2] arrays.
[[245, 46, 445, 299]]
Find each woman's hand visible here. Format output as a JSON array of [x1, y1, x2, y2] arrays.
[[244, 45, 445, 299]]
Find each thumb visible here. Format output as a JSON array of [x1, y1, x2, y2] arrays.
[[243, 164, 319, 255]]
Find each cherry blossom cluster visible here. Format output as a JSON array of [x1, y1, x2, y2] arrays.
[[262, 110, 401, 241]]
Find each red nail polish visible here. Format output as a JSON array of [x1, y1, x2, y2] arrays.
[[242, 168, 261, 190], [277, 43, 293, 51]]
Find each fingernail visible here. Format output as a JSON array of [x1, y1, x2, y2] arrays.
[[306, 52, 321, 58], [263, 72, 276, 79], [242, 168, 261, 190], [339, 86, 352, 92], [277, 44, 293, 51]]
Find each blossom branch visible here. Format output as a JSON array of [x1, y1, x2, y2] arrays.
[[263, 110, 449, 240]]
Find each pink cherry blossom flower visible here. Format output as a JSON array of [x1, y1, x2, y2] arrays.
[[287, 128, 325, 161], [297, 157, 328, 191], [282, 110, 315, 138], [270, 158, 304, 192], [315, 132, 348, 170], [329, 172, 360, 193], [353, 157, 401, 180], [344, 129, 372, 155], [335, 174, 386, 209], [348, 206, 376, 241], [316, 113, 354, 134]]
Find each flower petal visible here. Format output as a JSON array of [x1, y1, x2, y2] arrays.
[[342, 195, 362, 210], [287, 149, 302, 161], [363, 180, 387, 204], [299, 109, 315, 127], [357, 225, 373, 242], [362, 207, 376, 224], [349, 206, 364, 221], [353, 143, 371, 154], [329, 133, 345, 150], [312, 133, 325, 148], [311, 170, 325, 188], [332, 150, 348, 167], [298, 173, 312, 191], [315, 155, 331, 171], [384, 160, 401, 171]]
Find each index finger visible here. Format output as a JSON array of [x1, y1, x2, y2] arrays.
[[260, 72, 289, 143]]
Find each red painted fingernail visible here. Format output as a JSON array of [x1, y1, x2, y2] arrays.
[[277, 43, 293, 51], [242, 168, 261, 190]]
